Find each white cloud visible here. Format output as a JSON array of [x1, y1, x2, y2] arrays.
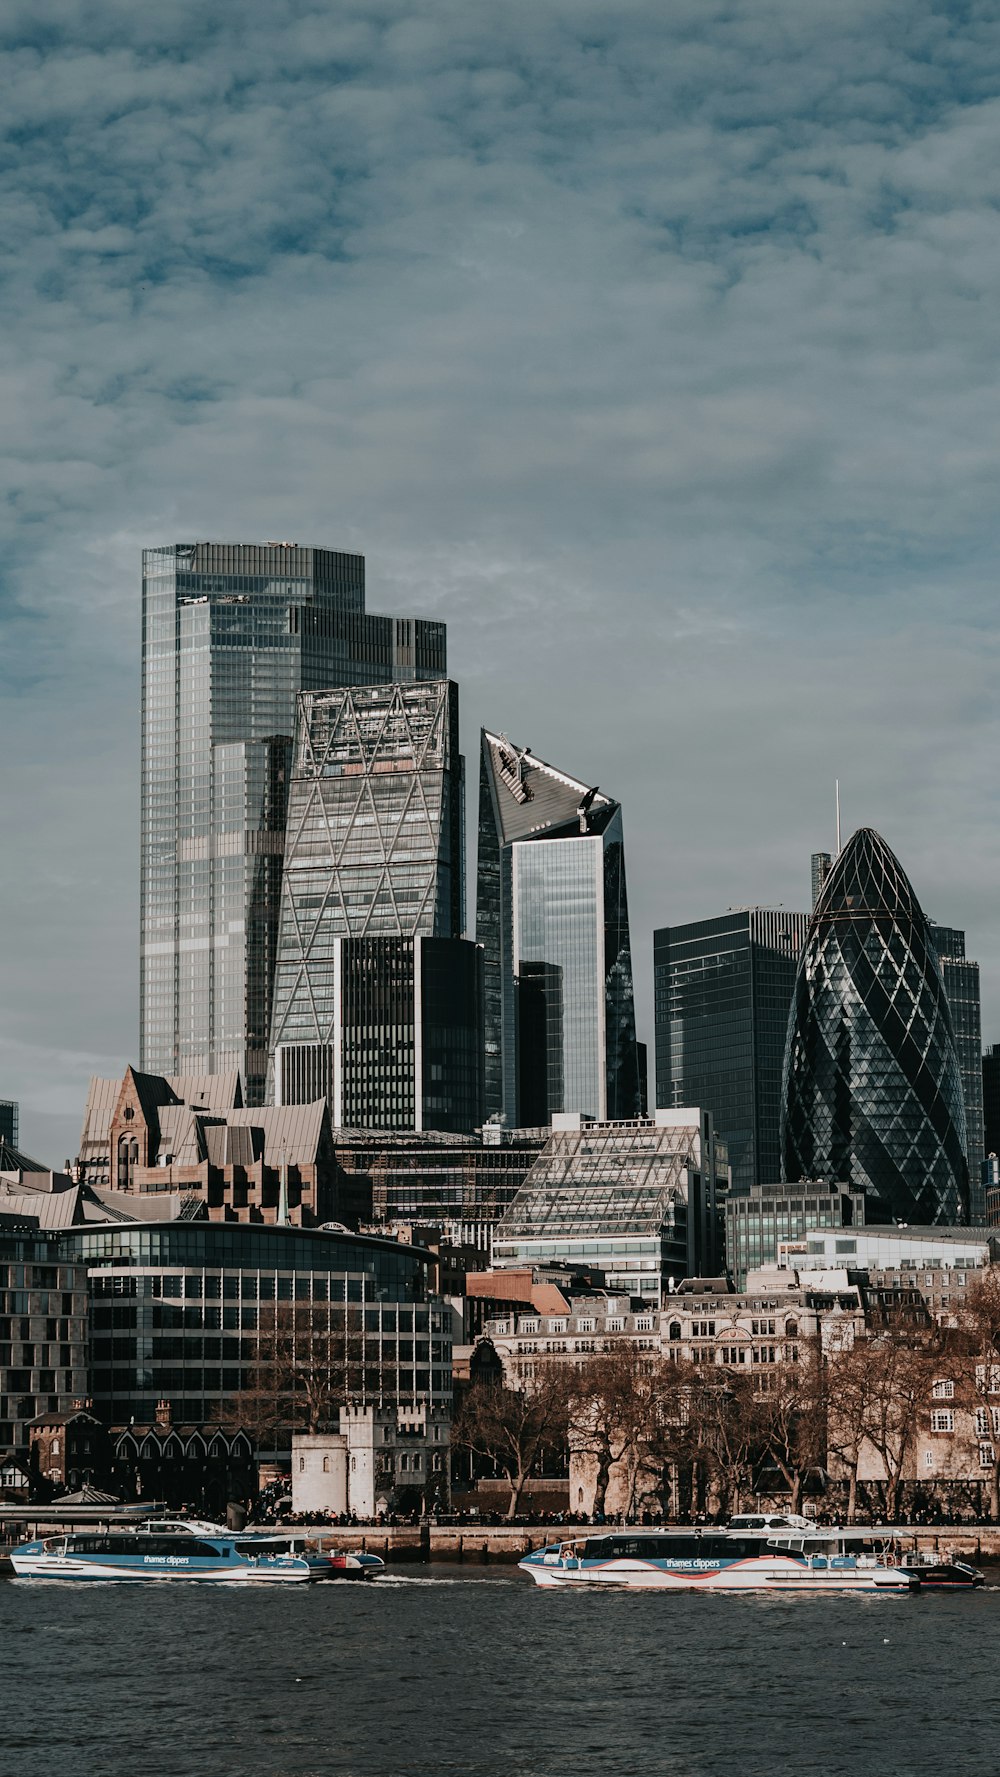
[[3, 0, 1000, 1156]]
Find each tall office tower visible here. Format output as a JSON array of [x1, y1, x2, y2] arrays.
[[653, 910, 809, 1194], [141, 543, 445, 1103], [0, 1100, 17, 1148], [477, 731, 641, 1126], [269, 681, 482, 1132], [983, 1045, 1000, 1157], [782, 828, 968, 1223], [928, 922, 985, 1221], [811, 853, 832, 910]]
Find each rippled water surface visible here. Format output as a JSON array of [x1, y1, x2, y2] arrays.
[[3, 1564, 997, 1777]]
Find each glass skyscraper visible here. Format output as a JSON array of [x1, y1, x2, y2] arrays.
[[782, 828, 968, 1223], [268, 681, 482, 1132], [0, 1100, 17, 1149], [653, 909, 809, 1194], [141, 543, 445, 1103], [477, 731, 640, 1126], [928, 923, 985, 1221]]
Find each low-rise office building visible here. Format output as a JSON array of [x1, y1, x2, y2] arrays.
[[492, 1110, 723, 1305], [0, 1228, 90, 1454], [51, 1220, 454, 1452], [725, 1179, 866, 1286]]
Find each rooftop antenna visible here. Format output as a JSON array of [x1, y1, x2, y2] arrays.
[[835, 779, 842, 856]]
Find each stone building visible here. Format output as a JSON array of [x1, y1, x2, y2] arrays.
[[77, 1067, 341, 1226], [110, 1401, 256, 1512], [291, 1403, 451, 1517]]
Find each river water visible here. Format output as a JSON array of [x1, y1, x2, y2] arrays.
[[2, 1565, 996, 1777]]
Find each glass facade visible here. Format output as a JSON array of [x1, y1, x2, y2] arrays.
[[268, 681, 480, 1130], [0, 1100, 18, 1147], [0, 1231, 90, 1449], [782, 828, 968, 1223], [654, 910, 809, 1193], [928, 924, 985, 1221], [477, 732, 640, 1125], [724, 1181, 865, 1288], [55, 1222, 450, 1432], [141, 544, 446, 1104], [493, 1113, 721, 1299]]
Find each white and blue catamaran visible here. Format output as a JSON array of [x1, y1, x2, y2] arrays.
[[519, 1524, 923, 1592], [10, 1528, 317, 1583]]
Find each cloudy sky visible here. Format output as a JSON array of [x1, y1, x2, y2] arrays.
[[3, 0, 1000, 1163]]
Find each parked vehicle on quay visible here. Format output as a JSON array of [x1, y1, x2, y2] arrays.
[[518, 1523, 972, 1592], [10, 1529, 319, 1583]]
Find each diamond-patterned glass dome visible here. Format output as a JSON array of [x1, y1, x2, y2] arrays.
[[781, 828, 967, 1222]]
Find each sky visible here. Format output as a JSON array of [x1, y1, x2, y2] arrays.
[[3, 0, 1000, 1165]]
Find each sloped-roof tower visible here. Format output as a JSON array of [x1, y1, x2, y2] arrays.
[[477, 730, 641, 1126], [781, 827, 968, 1223]]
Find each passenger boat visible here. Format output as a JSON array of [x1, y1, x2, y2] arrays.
[[143, 1518, 385, 1579], [518, 1526, 920, 1592], [9, 1529, 316, 1582], [898, 1551, 984, 1589]]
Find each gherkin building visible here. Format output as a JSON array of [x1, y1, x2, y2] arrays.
[[781, 828, 968, 1223]]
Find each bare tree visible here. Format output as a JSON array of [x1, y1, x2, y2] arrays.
[[224, 1301, 365, 1442], [452, 1364, 570, 1520], [568, 1345, 657, 1518], [757, 1345, 826, 1514], [857, 1334, 935, 1521], [956, 1269, 1000, 1520], [824, 1339, 885, 1522]]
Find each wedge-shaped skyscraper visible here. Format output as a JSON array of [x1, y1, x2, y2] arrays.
[[477, 731, 641, 1126], [269, 680, 482, 1131], [781, 827, 968, 1223]]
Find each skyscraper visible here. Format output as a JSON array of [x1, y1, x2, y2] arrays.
[[782, 828, 968, 1223], [928, 922, 985, 1221], [268, 681, 482, 1131], [811, 853, 832, 910], [141, 543, 445, 1103], [0, 1101, 17, 1148], [653, 909, 809, 1194], [477, 731, 641, 1126]]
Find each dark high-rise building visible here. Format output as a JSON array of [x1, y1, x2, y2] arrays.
[[269, 681, 481, 1131], [477, 731, 641, 1126], [811, 853, 832, 911], [984, 1044, 1000, 1159], [928, 923, 985, 1221], [140, 543, 445, 1104], [782, 828, 968, 1223], [653, 909, 809, 1194], [0, 1100, 18, 1149]]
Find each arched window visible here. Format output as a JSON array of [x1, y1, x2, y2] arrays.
[[669, 1322, 682, 1342], [785, 1319, 798, 1339], [322, 1456, 330, 1474], [299, 1456, 305, 1472]]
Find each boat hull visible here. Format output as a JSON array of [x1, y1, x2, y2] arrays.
[[520, 1555, 916, 1592]]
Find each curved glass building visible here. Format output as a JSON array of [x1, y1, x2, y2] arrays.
[[781, 828, 968, 1223]]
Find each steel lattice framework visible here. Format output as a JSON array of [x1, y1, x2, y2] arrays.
[[781, 827, 968, 1223], [269, 680, 462, 1051]]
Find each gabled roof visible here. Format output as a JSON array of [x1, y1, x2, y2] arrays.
[[0, 1183, 83, 1227], [481, 730, 617, 847], [227, 1102, 329, 1166]]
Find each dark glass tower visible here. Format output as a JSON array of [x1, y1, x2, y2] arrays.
[[782, 828, 968, 1223], [477, 731, 640, 1126], [268, 681, 482, 1132], [654, 909, 809, 1193], [928, 923, 984, 1221], [141, 544, 445, 1103]]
